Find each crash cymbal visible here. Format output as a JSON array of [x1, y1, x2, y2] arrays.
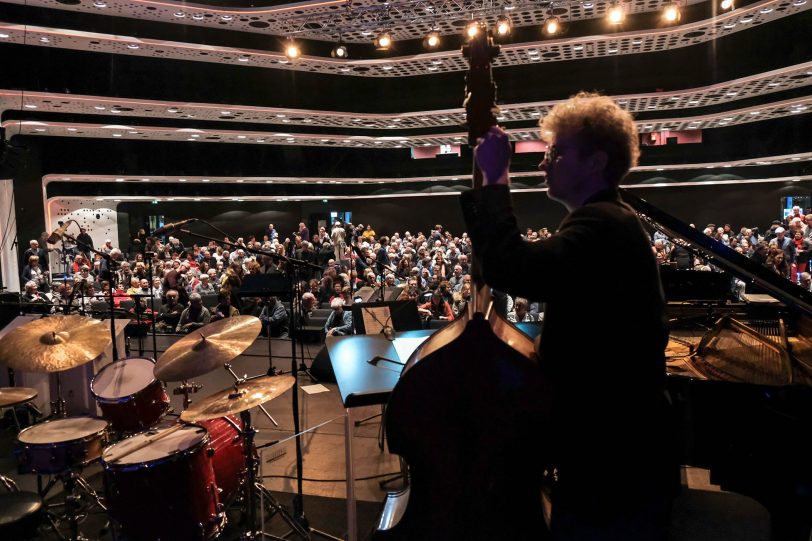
[[0, 387, 38, 408], [180, 375, 295, 422], [0, 315, 112, 373], [154, 316, 262, 382]]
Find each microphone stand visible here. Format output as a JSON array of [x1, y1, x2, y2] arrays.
[[145, 250, 159, 361], [62, 233, 120, 362], [171, 221, 331, 540]]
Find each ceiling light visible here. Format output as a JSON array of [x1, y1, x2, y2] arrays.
[[720, 0, 734, 8], [465, 21, 480, 39], [423, 31, 441, 49], [496, 16, 512, 36], [284, 38, 301, 60], [331, 43, 348, 58], [662, 2, 680, 23], [374, 31, 392, 50], [606, 3, 625, 24], [24, 104, 37, 109], [543, 14, 560, 35]]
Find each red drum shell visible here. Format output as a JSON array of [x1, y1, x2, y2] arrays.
[[196, 415, 247, 505], [101, 424, 221, 541], [91, 357, 169, 433]]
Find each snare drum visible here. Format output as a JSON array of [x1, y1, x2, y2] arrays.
[[91, 357, 169, 433], [197, 416, 246, 505], [101, 424, 221, 541], [16, 417, 108, 475]]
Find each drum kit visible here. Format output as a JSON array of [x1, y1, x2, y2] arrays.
[[0, 314, 310, 541]]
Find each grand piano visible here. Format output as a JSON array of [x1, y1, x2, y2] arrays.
[[622, 190, 812, 540]]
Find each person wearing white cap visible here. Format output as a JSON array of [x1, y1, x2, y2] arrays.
[[769, 226, 796, 267]]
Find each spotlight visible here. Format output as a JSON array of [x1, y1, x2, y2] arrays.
[[423, 30, 441, 49], [606, 2, 625, 24], [465, 20, 480, 39], [284, 38, 301, 60], [720, 0, 734, 9], [662, 2, 680, 22], [374, 31, 392, 50], [543, 15, 560, 35], [496, 16, 512, 36], [331, 43, 348, 58]]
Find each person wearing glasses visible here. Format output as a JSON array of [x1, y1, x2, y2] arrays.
[[462, 92, 678, 540]]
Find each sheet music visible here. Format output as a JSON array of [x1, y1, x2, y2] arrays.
[[392, 336, 430, 364], [361, 306, 391, 335]]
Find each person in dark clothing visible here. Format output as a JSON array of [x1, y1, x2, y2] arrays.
[[463, 92, 679, 541], [259, 296, 289, 338]]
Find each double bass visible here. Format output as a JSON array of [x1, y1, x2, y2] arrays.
[[383, 23, 551, 541]]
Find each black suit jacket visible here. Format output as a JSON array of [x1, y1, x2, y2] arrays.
[[460, 185, 678, 511]]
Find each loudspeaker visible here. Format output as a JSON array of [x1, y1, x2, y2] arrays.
[[309, 345, 336, 383]]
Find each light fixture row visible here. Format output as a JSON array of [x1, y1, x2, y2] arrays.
[[283, 0, 738, 59]]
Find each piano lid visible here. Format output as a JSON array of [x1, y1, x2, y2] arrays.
[[620, 189, 812, 317]]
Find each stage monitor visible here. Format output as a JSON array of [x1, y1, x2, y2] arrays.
[[351, 300, 421, 335]]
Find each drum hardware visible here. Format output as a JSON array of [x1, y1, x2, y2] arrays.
[[45, 470, 107, 541], [173, 379, 204, 409], [0, 386, 40, 430], [224, 363, 279, 427]]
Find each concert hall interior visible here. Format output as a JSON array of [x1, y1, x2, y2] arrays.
[[0, 0, 811, 539]]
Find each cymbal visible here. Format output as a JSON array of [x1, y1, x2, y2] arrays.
[[154, 316, 262, 382], [0, 387, 38, 408], [0, 315, 112, 373], [180, 375, 295, 422]]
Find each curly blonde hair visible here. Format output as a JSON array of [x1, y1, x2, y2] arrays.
[[539, 91, 639, 184]]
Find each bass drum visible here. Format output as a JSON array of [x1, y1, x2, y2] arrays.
[[101, 423, 221, 541], [16, 417, 108, 474], [196, 415, 246, 505], [91, 357, 169, 433]]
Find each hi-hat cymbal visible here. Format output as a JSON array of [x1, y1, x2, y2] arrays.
[[180, 375, 295, 422], [0, 387, 38, 408], [0, 315, 112, 373], [154, 316, 262, 382]]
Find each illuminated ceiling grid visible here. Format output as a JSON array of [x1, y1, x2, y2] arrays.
[[0, 0, 806, 77]]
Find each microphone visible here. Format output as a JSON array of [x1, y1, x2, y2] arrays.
[[46, 221, 72, 244], [153, 218, 198, 236]]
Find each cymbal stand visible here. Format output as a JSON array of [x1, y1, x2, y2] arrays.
[[50, 371, 68, 418], [38, 468, 107, 541], [172, 380, 202, 409], [225, 363, 278, 427], [238, 409, 308, 541]]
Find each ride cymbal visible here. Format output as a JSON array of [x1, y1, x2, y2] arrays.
[[0, 315, 112, 373], [179, 375, 295, 422], [154, 316, 262, 382]]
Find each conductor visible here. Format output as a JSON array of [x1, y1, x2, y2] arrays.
[[461, 92, 679, 540]]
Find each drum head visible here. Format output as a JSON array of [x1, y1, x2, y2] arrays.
[[102, 424, 207, 466], [92, 357, 156, 399], [18, 417, 108, 444]]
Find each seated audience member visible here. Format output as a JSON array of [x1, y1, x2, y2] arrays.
[[259, 296, 289, 338], [507, 297, 537, 323], [112, 283, 130, 308], [452, 283, 472, 318], [177, 292, 211, 334], [22, 280, 50, 311], [126, 277, 141, 295], [194, 273, 217, 295], [22, 255, 49, 292], [155, 290, 183, 332], [324, 298, 353, 337], [418, 289, 454, 321], [210, 292, 240, 322]]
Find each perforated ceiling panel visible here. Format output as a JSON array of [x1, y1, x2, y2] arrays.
[[0, 0, 806, 76], [40, 150, 812, 188], [0, 0, 708, 43], [6, 95, 810, 146], [3, 60, 811, 128]]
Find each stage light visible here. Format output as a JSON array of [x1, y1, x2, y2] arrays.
[[496, 16, 512, 36], [543, 15, 560, 35], [720, 0, 734, 9], [331, 43, 348, 58], [423, 31, 441, 49], [465, 20, 480, 39], [284, 38, 301, 60], [606, 2, 625, 24], [374, 31, 392, 50], [662, 2, 680, 22]]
